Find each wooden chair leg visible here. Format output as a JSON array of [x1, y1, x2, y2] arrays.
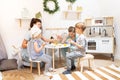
[[77, 58, 80, 70], [37, 62, 40, 75], [80, 62, 83, 72], [30, 62, 33, 73], [88, 59, 91, 69], [91, 58, 95, 70]]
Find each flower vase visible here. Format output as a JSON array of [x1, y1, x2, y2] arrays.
[[68, 3, 72, 10], [21, 8, 29, 18]]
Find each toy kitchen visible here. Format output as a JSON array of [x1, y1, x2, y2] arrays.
[[84, 17, 115, 61]]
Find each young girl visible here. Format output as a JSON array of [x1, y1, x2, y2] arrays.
[[28, 26, 53, 76]]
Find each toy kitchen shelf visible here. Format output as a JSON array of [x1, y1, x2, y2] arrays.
[[63, 10, 81, 19], [16, 18, 31, 27], [84, 17, 115, 61]]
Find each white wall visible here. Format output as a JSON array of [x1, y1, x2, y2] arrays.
[[0, 0, 43, 58], [98, 0, 120, 59], [0, 0, 103, 59], [42, 0, 101, 42]]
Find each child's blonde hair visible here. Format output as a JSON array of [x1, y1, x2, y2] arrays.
[[75, 22, 86, 31], [30, 25, 41, 38]]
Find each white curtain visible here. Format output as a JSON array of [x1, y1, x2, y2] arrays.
[[0, 34, 7, 59]]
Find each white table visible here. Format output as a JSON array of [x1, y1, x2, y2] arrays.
[[45, 43, 70, 69]]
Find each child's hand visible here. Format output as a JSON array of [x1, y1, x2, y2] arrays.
[[52, 39, 57, 43], [42, 42, 46, 47], [69, 40, 75, 44], [67, 39, 72, 43]]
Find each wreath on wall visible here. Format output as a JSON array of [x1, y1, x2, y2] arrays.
[[43, 0, 59, 14], [66, 0, 76, 3]]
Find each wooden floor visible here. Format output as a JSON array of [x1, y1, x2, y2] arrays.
[[51, 65, 120, 80], [34, 54, 120, 80], [1, 54, 120, 80]]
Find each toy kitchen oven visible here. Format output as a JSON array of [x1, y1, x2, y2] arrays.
[[84, 17, 115, 61]]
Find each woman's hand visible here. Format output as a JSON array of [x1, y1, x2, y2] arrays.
[[21, 39, 28, 48], [56, 34, 62, 40]]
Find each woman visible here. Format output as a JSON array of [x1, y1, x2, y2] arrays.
[[21, 18, 54, 67]]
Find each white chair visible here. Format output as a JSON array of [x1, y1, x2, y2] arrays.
[[29, 57, 41, 75], [27, 41, 41, 75], [77, 54, 95, 72], [0, 72, 2, 80], [12, 45, 23, 69]]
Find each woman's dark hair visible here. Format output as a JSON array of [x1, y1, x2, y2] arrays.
[[68, 26, 75, 33], [30, 18, 42, 29]]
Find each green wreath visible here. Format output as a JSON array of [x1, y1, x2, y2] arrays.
[[43, 0, 59, 14], [66, 0, 76, 3]]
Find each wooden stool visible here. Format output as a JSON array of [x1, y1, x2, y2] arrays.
[[27, 41, 41, 75], [29, 58, 41, 75], [77, 54, 95, 72]]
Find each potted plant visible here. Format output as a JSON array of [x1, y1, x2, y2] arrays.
[[66, 0, 76, 10]]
